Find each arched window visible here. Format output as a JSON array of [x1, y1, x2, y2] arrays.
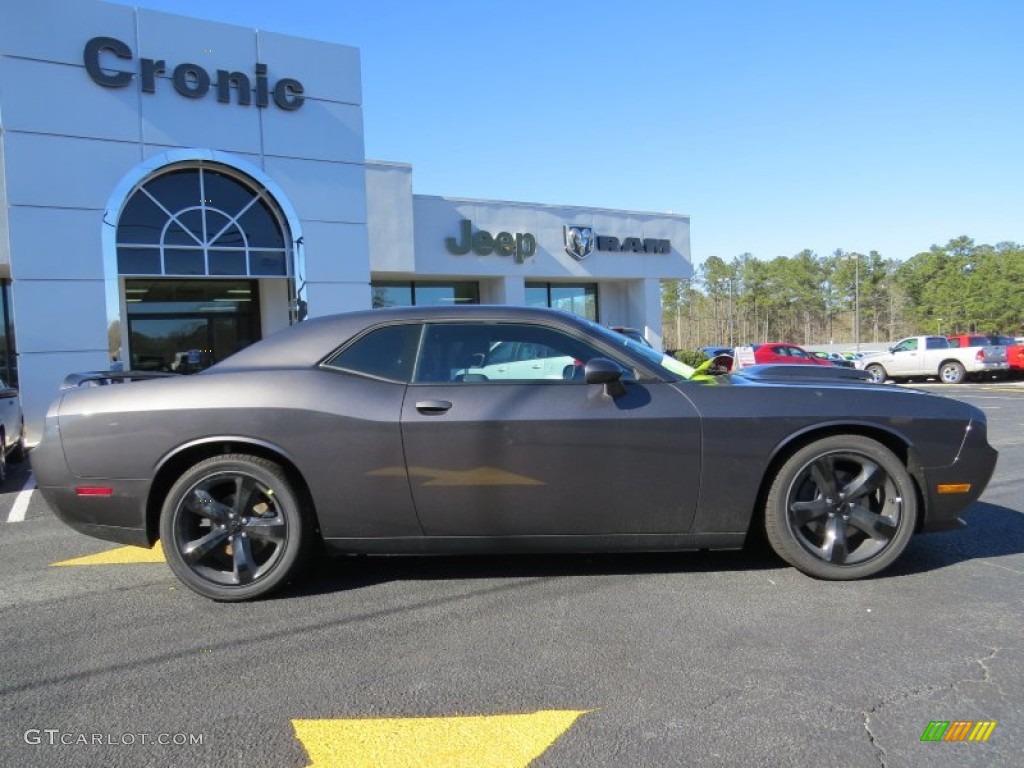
[[116, 164, 291, 277]]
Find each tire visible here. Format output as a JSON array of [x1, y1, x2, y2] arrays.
[[0, 435, 7, 485], [159, 454, 312, 601], [938, 361, 966, 384], [9, 422, 26, 464], [865, 364, 886, 384], [764, 435, 918, 580]]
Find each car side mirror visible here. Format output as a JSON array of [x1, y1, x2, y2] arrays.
[[469, 352, 486, 368], [585, 357, 626, 397]]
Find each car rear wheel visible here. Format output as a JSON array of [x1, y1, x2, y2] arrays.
[[159, 454, 311, 601], [939, 361, 966, 384], [865, 364, 886, 384], [764, 436, 917, 580]]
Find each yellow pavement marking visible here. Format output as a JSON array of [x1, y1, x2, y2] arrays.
[[51, 541, 166, 566], [292, 709, 590, 768]]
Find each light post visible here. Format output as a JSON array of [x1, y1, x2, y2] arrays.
[[846, 253, 861, 351]]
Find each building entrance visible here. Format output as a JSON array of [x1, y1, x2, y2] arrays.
[[125, 279, 260, 372]]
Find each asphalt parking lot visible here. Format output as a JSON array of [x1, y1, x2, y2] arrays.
[[1, 382, 1021, 767]]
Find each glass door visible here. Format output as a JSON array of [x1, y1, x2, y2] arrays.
[[126, 279, 260, 373]]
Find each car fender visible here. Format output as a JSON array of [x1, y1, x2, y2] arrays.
[[154, 434, 302, 477], [759, 419, 923, 506], [145, 435, 312, 546]]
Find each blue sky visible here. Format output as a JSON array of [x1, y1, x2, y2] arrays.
[[115, 0, 1022, 268]]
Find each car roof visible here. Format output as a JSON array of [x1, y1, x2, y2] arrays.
[[210, 305, 598, 371]]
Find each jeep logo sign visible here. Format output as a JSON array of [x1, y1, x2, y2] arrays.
[[84, 36, 305, 110], [445, 219, 537, 264]]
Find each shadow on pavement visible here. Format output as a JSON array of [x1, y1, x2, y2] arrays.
[[293, 501, 1023, 595], [885, 501, 1024, 577], [290, 547, 784, 599]]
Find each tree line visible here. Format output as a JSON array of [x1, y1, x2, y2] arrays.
[[661, 236, 1024, 351]]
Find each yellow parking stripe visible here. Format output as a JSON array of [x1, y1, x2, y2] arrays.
[[51, 541, 166, 566], [292, 710, 590, 768]]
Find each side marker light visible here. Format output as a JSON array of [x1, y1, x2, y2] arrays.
[[76, 486, 114, 497]]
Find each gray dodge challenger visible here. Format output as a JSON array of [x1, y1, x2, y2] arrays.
[[34, 306, 997, 601]]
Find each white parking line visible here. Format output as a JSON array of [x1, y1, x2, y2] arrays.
[[7, 474, 36, 523]]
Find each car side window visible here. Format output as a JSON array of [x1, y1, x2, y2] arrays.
[[894, 339, 918, 352], [323, 323, 422, 382], [413, 322, 611, 383], [925, 337, 948, 350]]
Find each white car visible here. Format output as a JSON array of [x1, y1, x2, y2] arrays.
[[0, 377, 26, 482], [459, 340, 580, 381]]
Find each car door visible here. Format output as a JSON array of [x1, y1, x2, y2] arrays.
[[400, 321, 702, 536], [471, 340, 516, 379], [887, 338, 922, 375]]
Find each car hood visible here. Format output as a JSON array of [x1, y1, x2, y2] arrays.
[[729, 364, 875, 385]]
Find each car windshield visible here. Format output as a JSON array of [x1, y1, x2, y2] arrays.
[[577, 318, 692, 381]]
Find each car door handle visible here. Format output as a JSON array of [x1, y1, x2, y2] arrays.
[[415, 400, 452, 414]]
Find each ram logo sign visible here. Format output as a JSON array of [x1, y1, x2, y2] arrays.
[[563, 227, 596, 261], [563, 227, 672, 260]]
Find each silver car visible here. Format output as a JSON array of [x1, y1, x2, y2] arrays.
[[0, 377, 26, 483]]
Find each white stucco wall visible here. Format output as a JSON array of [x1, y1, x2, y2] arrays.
[[0, 0, 370, 438], [410, 195, 691, 281]]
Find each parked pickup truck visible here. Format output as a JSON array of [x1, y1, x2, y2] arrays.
[[857, 335, 1008, 384], [949, 334, 1024, 377]]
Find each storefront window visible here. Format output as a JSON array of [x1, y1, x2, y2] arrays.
[[117, 165, 290, 278], [525, 283, 598, 321], [125, 279, 259, 373], [372, 281, 479, 308]]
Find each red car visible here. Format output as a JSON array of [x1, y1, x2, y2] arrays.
[[753, 342, 834, 366], [948, 334, 1024, 376]]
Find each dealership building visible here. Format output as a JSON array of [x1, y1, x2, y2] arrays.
[[0, 0, 692, 438]]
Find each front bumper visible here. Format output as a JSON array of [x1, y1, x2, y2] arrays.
[[918, 419, 998, 532]]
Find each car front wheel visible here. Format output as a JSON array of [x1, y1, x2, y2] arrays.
[[764, 436, 918, 580], [159, 454, 311, 601]]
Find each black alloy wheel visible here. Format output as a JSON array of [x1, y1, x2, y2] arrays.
[[764, 435, 918, 580], [160, 454, 311, 601]]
